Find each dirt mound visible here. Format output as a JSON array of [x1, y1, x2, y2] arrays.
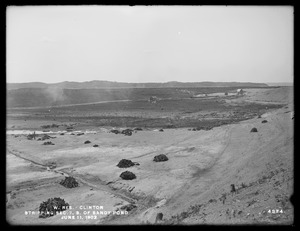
[[120, 171, 136, 180], [117, 159, 137, 168], [250, 128, 258, 132], [43, 141, 54, 145], [60, 176, 79, 188], [84, 140, 91, 144], [39, 197, 69, 218], [153, 154, 168, 162]]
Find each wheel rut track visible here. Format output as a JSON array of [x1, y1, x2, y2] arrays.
[[7, 148, 147, 208]]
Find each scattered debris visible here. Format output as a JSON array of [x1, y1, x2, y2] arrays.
[[47, 162, 57, 169], [117, 159, 136, 168], [153, 154, 168, 162], [84, 140, 91, 144], [39, 197, 69, 218], [37, 134, 56, 141], [208, 199, 217, 203], [110, 129, 120, 134], [41, 124, 60, 129], [27, 134, 36, 140], [134, 127, 143, 131], [192, 126, 213, 131], [120, 171, 136, 180], [121, 129, 133, 136], [262, 120, 268, 123], [43, 141, 54, 145], [119, 203, 137, 212], [60, 176, 79, 188], [166, 124, 175, 128], [250, 127, 258, 132]]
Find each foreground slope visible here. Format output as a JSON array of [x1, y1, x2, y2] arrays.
[[6, 87, 293, 225]]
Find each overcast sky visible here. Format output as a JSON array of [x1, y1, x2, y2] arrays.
[[6, 5, 293, 84]]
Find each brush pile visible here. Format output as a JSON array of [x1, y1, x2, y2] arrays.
[[153, 154, 168, 162], [250, 127, 258, 132], [43, 141, 54, 145], [120, 171, 136, 180], [117, 159, 136, 168], [60, 176, 79, 188], [39, 197, 69, 218]]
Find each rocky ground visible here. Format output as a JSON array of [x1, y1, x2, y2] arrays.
[[6, 87, 294, 225]]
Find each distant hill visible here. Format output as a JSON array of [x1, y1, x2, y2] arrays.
[[266, 82, 293, 87], [7, 80, 268, 90]]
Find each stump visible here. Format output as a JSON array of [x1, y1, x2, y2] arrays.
[[39, 197, 69, 218], [60, 176, 79, 188], [250, 128, 258, 132], [153, 154, 168, 162], [230, 184, 236, 193], [155, 213, 164, 223], [120, 171, 136, 180]]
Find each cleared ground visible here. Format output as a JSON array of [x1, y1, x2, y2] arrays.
[[6, 87, 294, 225]]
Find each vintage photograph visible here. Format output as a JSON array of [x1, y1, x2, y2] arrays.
[[6, 5, 293, 225]]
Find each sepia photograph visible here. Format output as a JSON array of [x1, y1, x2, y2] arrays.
[[6, 5, 294, 225]]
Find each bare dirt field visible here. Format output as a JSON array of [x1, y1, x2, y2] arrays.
[[6, 87, 294, 225]]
